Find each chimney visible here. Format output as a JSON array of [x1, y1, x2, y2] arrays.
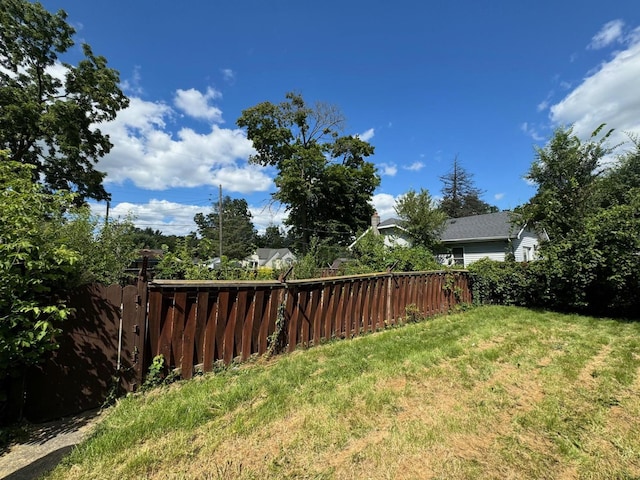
[[371, 211, 380, 236]]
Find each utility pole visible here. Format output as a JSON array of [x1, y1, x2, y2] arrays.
[[219, 184, 223, 259]]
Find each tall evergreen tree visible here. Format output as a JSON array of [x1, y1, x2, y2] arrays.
[[439, 157, 493, 218], [194, 196, 257, 260]]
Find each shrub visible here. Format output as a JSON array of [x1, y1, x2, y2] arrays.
[[467, 258, 531, 306]]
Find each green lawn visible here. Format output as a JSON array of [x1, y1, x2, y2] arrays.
[[45, 306, 640, 479]]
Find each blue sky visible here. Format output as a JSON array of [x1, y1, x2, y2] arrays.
[[39, 1, 640, 235]]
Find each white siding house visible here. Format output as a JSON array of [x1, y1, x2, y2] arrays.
[[244, 248, 296, 269], [436, 211, 545, 268], [350, 211, 545, 268], [348, 213, 411, 249]]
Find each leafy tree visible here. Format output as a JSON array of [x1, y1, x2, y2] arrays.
[[598, 133, 640, 207], [129, 227, 179, 251], [0, 0, 129, 202], [346, 231, 439, 274], [256, 224, 290, 249], [237, 92, 380, 252], [394, 188, 447, 251], [514, 125, 639, 316], [439, 157, 493, 218], [194, 196, 257, 261], [0, 157, 78, 382], [523, 125, 612, 240], [58, 209, 138, 285]]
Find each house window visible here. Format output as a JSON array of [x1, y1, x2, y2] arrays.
[[523, 246, 532, 262], [452, 247, 464, 266]]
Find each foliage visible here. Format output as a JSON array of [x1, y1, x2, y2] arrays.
[[255, 224, 290, 249], [153, 240, 191, 280], [522, 124, 612, 240], [467, 258, 533, 306], [0, 0, 129, 203], [57, 209, 138, 285], [0, 158, 78, 379], [142, 355, 166, 391], [439, 157, 494, 218], [237, 92, 380, 252], [129, 227, 179, 251], [394, 188, 447, 250], [154, 240, 283, 281], [194, 196, 257, 261], [474, 126, 640, 317], [291, 238, 322, 279], [345, 231, 440, 275]]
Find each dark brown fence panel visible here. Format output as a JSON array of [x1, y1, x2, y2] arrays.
[[120, 284, 145, 391], [145, 272, 471, 375], [146, 282, 286, 370], [321, 284, 333, 341], [23, 283, 129, 421], [202, 292, 217, 371], [181, 295, 197, 380], [11, 270, 471, 423], [194, 292, 209, 367]]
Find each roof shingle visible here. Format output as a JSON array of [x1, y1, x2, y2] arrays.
[[440, 211, 521, 242]]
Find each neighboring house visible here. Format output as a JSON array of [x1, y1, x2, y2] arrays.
[[245, 248, 296, 269], [348, 212, 412, 249], [350, 211, 545, 268], [436, 211, 545, 267]]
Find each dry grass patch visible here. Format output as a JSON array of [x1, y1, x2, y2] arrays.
[[46, 306, 640, 479]]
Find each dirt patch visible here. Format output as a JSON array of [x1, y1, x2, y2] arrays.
[[577, 344, 612, 386]]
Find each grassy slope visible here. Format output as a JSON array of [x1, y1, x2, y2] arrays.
[[46, 306, 640, 479]]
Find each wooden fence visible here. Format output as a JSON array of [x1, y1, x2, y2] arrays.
[[18, 280, 147, 422], [146, 270, 471, 380], [13, 270, 470, 422]]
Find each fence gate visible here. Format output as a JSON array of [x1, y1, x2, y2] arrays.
[[19, 277, 147, 422]]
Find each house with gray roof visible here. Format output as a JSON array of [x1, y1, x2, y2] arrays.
[[351, 211, 545, 268], [244, 248, 296, 269], [436, 211, 545, 267]]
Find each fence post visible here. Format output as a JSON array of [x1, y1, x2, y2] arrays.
[[133, 257, 149, 391]]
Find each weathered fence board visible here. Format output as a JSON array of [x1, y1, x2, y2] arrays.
[[20, 279, 147, 422], [146, 271, 471, 376], [14, 270, 470, 423]]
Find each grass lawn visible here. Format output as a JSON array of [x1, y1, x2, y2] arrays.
[[45, 306, 640, 479]]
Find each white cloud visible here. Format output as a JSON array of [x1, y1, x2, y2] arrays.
[[372, 193, 399, 219], [358, 128, 375, 141], [99, 96, 273, 193], [90, 198, 287, 236], [90, 199, 205, 236], [494, 193, 505, 201], [404, 161, 425, 171], [378, 163, 397, 176], [121, 66, 143, 95], [588, 19, 625, 50], [520, 122, 545, 142], [174, 87, 223, 122], [221, 68, 235, 83], [550, 32, 640, 150], [537, 99, 550, 112]]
